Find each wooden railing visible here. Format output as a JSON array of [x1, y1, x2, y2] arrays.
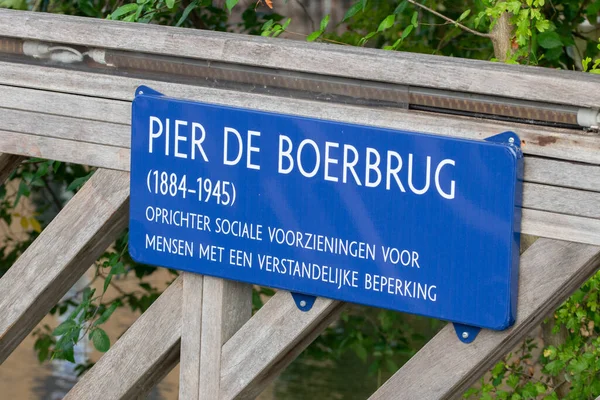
[[0, 8, 598, 399]]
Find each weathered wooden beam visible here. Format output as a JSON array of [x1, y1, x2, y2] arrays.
[[179, 273, 204, 400], [369, 239, 600, 400], [0, 169, 129, 363], [0, 153, 24, 184], [198, 277, 252, 398], [0, 129, 129, 172], [220, 294, 346, 399], [521, 209, 600, 246], [1, 9, 599, 108], [179, 274, 251, 400], [2, 118, 598, 246], [523, 183, 600, 219], [2, 83, 597, 194], [524, 157, 600, 192], [0, 107, 128, 147], [0, 64, 598, 165], [64, 278, 184, 400], [0, 84, 130, 125]]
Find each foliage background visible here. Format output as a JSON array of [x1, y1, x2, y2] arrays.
[[0, 0, 599, 398]]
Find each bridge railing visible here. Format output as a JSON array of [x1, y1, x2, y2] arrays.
[[0, 8, 598, 399]]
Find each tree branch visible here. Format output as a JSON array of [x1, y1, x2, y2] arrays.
[[406, 0, 491, 38]]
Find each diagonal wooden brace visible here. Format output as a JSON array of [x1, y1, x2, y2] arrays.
[[369, 239, 600, 400], [0, 168, 129, 363], [0, 153, 24, 184]]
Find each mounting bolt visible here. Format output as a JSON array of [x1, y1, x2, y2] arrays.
[[462, 331, 469, 339], [138, 90, 144, 95], [508, 137, 515, 144], [300, 300, 307, 307]]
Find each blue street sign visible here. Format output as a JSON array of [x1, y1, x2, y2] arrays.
[[129, 87, 523, 331]]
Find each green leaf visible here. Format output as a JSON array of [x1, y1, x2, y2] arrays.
[[389, 38, 402, 50], [343, 2, 362, 22], [261, 19, 274, 31], [568, 358, 588, 374], [62, 344, 76, 363], [385, 358, 398, 373], [91, 328, 110, 352], [0, 0, 28, 10], [306, 31, 322, 42], [544, 359, 565, 376], [165, 0, 174, 9], [361, 0, 367, 11], [104, 271, 114, 293], [82, 287, 95, 304], [176, 1, 197, 26], [320, 14, 330, 32], [457, 9, 471, 22], [110, 3, 138, 20], [410, 11, 418, 27], [535, 18, 550, 32], [67, 171, 94, 192], [377, 14, 395, 32], [537, 31, 562, 49], [94, 302, 118, 326], [225, 0, 238, 12], [491, 361, 505, 377], [401, 24, 413, 39], [534, 382, 546, 393], [13, 180, 30, 207], [393, 0, 407, 15], [507, 373, 519, 388], [37, 345, 49, 362], [52, 319, 76, 336], [497, 391, 509, 400], [354, 343, 368, 362]]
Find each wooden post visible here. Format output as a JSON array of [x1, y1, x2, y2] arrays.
[[179, 273, 204, 400], [179, 274, 252, 399]]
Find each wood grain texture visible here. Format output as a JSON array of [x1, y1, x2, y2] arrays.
[[199, 277, 252, 399], [0, 107, 129, 147], [1, 9, 599, 107], [0, 62, 597, 166], [0, 130, 130, 171], [0, 169, 129, 363], [1, 84, 598, 195], [0, 96, 598, 243], [525, 157, 600, 193], [179, 273, 204, 400], [65, 278, 183, 400], [523, 182, 600, 219], [64, 283, 340, 400], [369, 239, 600, 400], [521, 209, 600, 245], [220, 293, 346, 399], [0, 84, 130, 125], [0, 153, 24, 183]]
